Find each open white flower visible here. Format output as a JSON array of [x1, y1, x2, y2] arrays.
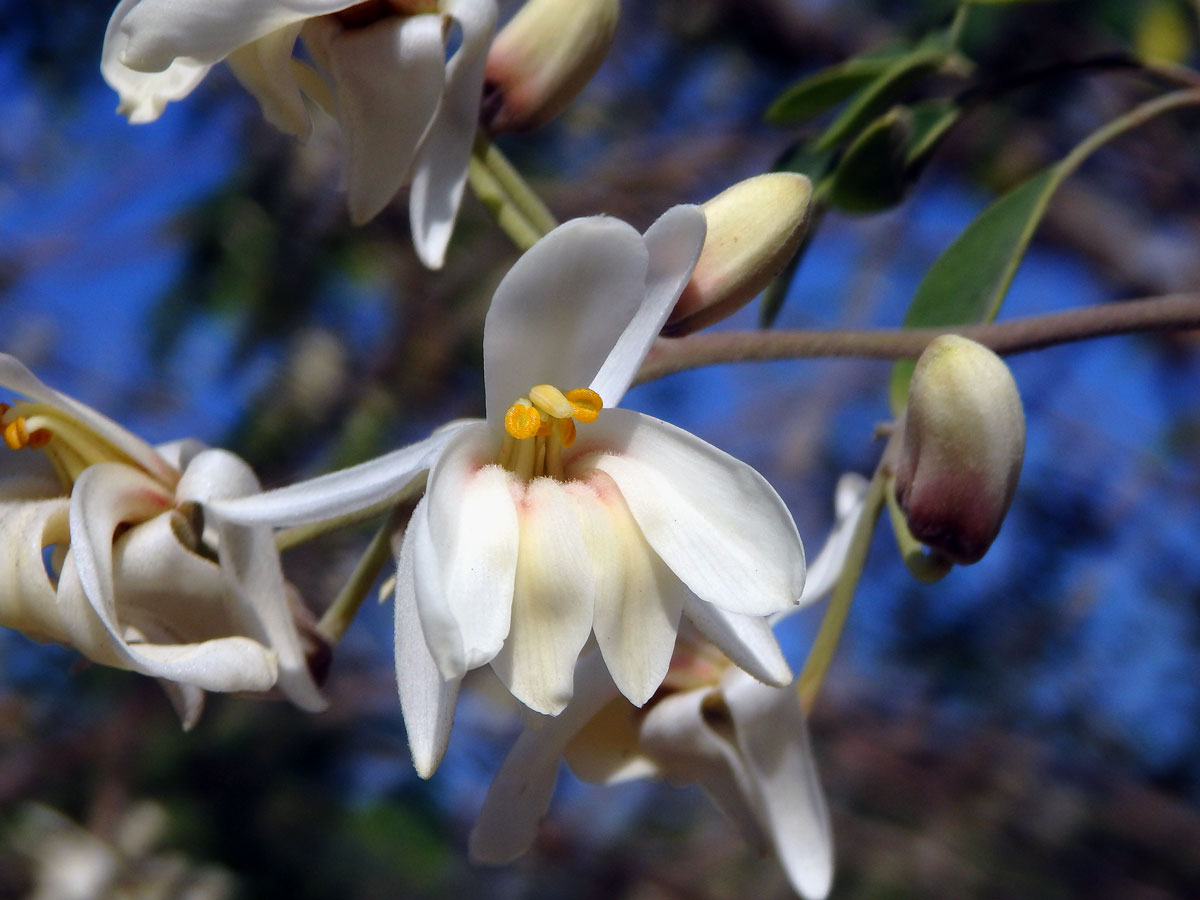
[[0, 354, 326, 725], [210, 206, 806, 775], [467, 474, 871, 899], [102, 0, 497, 269]]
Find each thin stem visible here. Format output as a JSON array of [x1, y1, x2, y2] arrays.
[[316, 502, 414, 644], [636, 293, 1200, 383], [797, 468, 887, 715], [468, 133, 558, 252], [883, 472, 953, 584]]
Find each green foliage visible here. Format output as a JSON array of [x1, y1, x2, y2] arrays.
[[765, 45, 915, 125]]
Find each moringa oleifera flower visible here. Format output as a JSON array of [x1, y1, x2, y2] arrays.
[[0, 354, 326, 725], [209, 206, 808, 777], [102, 0, 497, 269]]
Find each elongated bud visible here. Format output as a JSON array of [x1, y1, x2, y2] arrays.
[[664, 173, 813, 337], [482, 0, 619, 133], [893, 335, 1025, 564]]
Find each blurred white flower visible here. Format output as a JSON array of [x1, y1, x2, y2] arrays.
[[211, 206, 808, 775], [102, 0, 498, 269], [0, 354, 325, 725], [467, 474, 871, 899]]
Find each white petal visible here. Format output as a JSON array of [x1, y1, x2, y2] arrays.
[[469, 651, 617, 864], [226, 25, 311, 138], [0, 498, 71, 642], [590, 205, 706, 406], [322, 14, 446, 224], [408, 0, 497, 268], [682, 595, 792, 687], [407, 497, 465, 680], [393, 521, 460, 779], [106, 0, 360, 73], [101, 47, 211, 123], [176, 449, 327, 711], [63, 464, 279, 692], [483, 217, 649, 426], [490, 477, 595, 715], [0, 353, 176, 485], [422, 422, 518, 669], [581, 409, 804, 616], [638, 686, 768, 854], [795, 472, 870, 608], [570, 474, 683, 707], [562, 694, 660, 785], [724, 670, 834, 900], [159, 679, 206, 731], [206, 422, 469, 527]]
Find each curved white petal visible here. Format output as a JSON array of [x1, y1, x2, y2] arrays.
[[562, 693, 661, 785], [422, 422, 518, 670], [0, 498, 71, 642], [483, 217, 649, 426], [322, 14, 446, 224], [786, 472, 871, 616], [682, 595, 792, 687], [490, 477, 595, 715], [64, 464, 279, 692], [160, 679, 206, 731], [408, 0, 497, 268], [106, 0, 360, 73], [207, 422, 469, 527], [0, 354, 176, 485], [580, 409, 804, 616], [571, 474, 684, 706], [101, 49, 212, 123], [176, 449, 327, 711], [226, 24, 312, 138], [393, 521, 461, 779], [724, 670, 834, 900], [638, 686, 768, 854], [590, 205, 706, 406], [407, 496, 466, 679], [469, 650, 616, 864]]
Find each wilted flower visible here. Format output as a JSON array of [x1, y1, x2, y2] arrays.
[[893, 334, 1025, 564], [210, 206, 807, 776], [483, 0, 619, 133], [665, 172, 814, 336], [102, 0, 498, 268], [0, 354, 325, 725], [467, 475, 871, 899]]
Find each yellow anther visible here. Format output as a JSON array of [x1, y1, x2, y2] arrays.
[[504, 401, 541, 440], [4, 417, 28, 450], [27, 428, 51, 449], [536, 419, 553, 437], [556, 416, 577, 448], [529, 384, 574, 420], [566, 388, 603, 423]]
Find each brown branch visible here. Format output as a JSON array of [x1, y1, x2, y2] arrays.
[[636, 294, 1200, 384]]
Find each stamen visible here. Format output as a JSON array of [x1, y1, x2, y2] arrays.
[[529, 384, 574, 419], [504, 401, 541, 440], [4, 417, 28, 450], [555, 417, 576, 448], [566, 388, 603, 422]]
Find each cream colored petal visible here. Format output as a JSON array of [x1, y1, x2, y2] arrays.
[[490, 477, 595, 715], [562, 694, 659, 785], [393, 518, 461, 779], [681, 594, 792, 687], [226, 25, 311, 139], [570, 474, 683, 707], [0, 498, 71, 643]]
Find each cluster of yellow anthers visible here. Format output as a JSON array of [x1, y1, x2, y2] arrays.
[[499, 384, 602, 481], [1, 401, 129, 489]]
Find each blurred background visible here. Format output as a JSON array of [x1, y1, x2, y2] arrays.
[[2, 0, 1200, 896]]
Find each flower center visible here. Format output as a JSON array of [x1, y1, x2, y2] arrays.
[[1, 401, 141, 491], [497, 384, 602, 481]]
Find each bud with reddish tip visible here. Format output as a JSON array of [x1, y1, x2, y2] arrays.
[[664, 173, 813, 337], [482, 0, 620, 133], [893, 335, 1025, 564]]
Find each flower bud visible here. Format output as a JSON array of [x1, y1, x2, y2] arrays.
[[663, 173, 813, 337], [482, 0, 619, 133], [893, 335, 1025, 564]]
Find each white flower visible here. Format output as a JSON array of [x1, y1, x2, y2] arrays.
[[0, 354, 326, 725], [209, 206, 807, 775], [102, 0, 498, 269], [467, 474, 871, 899]]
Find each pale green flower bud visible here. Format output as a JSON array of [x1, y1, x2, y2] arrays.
[[893, 335, 1025, 565], [483, 0, 620, 133], [664, 173, 813, 337]]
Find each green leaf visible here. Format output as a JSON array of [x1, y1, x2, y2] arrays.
[[765, 47, 911, 125], [906, 97, 961, 166], [829, 107, 913, 213], [813, 41, 951, 152], [887, 169, 1056, 412]]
